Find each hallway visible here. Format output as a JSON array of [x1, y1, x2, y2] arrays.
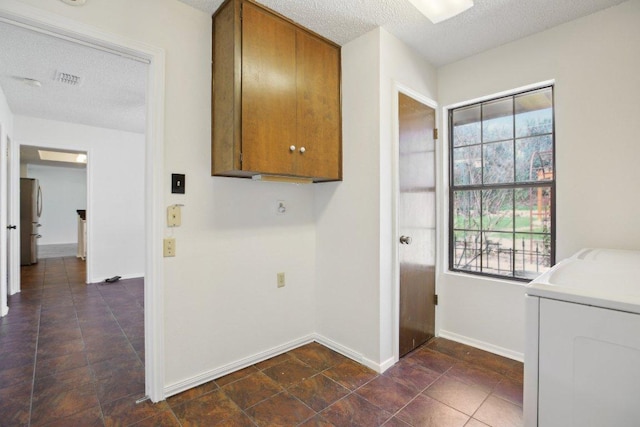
[[0, 257, 145, 425]]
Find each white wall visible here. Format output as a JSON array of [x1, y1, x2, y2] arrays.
[[315, 28, 438, 370], [437, 0, 640, 358], [14, 116, 144, 282], [25, 164, 86, 246]]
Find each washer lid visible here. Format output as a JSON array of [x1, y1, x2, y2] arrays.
[[527, 248, 640, 314]]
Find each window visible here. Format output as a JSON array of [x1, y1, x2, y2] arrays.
[[449, 86, 555, 281]]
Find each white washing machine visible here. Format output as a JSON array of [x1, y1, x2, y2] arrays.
[[524, 248, 640, 427]]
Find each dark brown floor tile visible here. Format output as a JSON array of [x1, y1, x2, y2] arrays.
[[289, 342, 348, 371], [30, 382, 100, 426], [39, 404, 104, 427], [216, 365, 259, 387], [445, 361, 503, 393], [462, 347, 520, 376], [167, 380, 219, 407], [0, 381, 32, 426], [322, 359, 377, 391], [427, 338, 474, 360], [473, 395, 523, 427], [356, 375, 416, 413], [382, 416, 412, 426], [289, 373, 350, 412], [321, 393, 392, 427], [396, 394, 469, 427], [262, 358, 317, 388], [506, 362, 524, 382], [90, 353, 143, 380], [36, 338, 85, 360], [405, 347, 457, 374], [424, 376, 489, 416], [102, 393, 172, 427], [96, 367, 145, 404], [298, 414, 335, 426], [213, 412, 257, 426], [246, 391, 315, 427], [383, 359, 441, 393], [464, 419, 490, 427], [128, 410, 182, 427], [254, 353, 292, 371], [33, 365, 95, 392], [222, 371, 283, 409], [0, 349, 35, 370], [492, 376, 523, 407], [172, 389, 243, 427], [0, 363, 34, 388]]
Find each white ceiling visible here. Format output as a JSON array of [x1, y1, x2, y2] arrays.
[[178, 0, 627, 67], [0, 0, 627, 144], [0, 20, 147, 135]]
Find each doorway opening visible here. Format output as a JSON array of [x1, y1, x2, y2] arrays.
[[0, 5, 165, 401], [397, 91, 437, 357]]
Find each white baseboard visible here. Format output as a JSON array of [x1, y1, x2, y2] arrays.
[[438, 330, 524, 362], [163, 334, 315, 398], [1, 305, 8, 317], [163, 333, 397, 399], [89, 273, 145, 284]]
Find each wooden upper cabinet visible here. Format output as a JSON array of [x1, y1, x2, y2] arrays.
[[212, 0, 342, 182]]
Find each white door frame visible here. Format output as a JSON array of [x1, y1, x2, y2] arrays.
[[1, 123, 7, 316], [391, 81, 440, 363], [0, 2, 166, 402]]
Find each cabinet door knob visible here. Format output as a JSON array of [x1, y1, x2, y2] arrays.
[[289, 145, 296, 152], [299, 147, 306, 153]]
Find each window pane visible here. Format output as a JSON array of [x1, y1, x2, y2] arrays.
[[515, 187, 552, 236], [481, 231, 514, 277], [515, 135, 553, 182], [483, 141, 514, 184], [482, 189, 513, 232], [452, 230, 482, 272], [515, 88, 553, 138], [513, 234, 552, 279], [453, 190, 481, 230], [482, 98, 513, 142], [453, 105, 481, 147], [453, 145, 481, 185]]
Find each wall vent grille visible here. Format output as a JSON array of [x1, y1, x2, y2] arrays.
[[55, 71, 83, 86]]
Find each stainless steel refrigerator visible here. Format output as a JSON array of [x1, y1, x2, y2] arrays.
[[20, 178, 42, 265]]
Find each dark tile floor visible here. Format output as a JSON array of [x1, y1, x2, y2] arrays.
[[1, 257, 524, 426]]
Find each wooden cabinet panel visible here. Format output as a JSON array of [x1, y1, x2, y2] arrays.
[[242, 3, 297, 176], [295, 30, 341, 180], [212, 0, 342, 182]]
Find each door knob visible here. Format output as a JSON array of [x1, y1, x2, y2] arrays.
[[399, 235, 412, 245], [6, 225, 16, 230]]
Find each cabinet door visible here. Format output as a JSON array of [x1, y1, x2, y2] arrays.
[[295, 30, 341, 180], [241, 2, 297, 175]]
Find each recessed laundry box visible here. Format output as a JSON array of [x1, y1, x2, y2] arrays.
[[524, 248, 640, 427]]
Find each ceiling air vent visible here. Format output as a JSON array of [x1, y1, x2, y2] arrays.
[[55, 71, 83, 86]]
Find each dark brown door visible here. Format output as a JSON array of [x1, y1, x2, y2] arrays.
[[398, 92, 436, 357]]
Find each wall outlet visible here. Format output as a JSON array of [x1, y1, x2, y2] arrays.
[[163, 238, 176, 257], [167, 205, 181, 227], [277, 272, 285, 288]]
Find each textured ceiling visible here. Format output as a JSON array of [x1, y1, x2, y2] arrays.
[[178, 0, 628, 67], [0, 0, 628, 141], [0, 21, 147, 134]]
